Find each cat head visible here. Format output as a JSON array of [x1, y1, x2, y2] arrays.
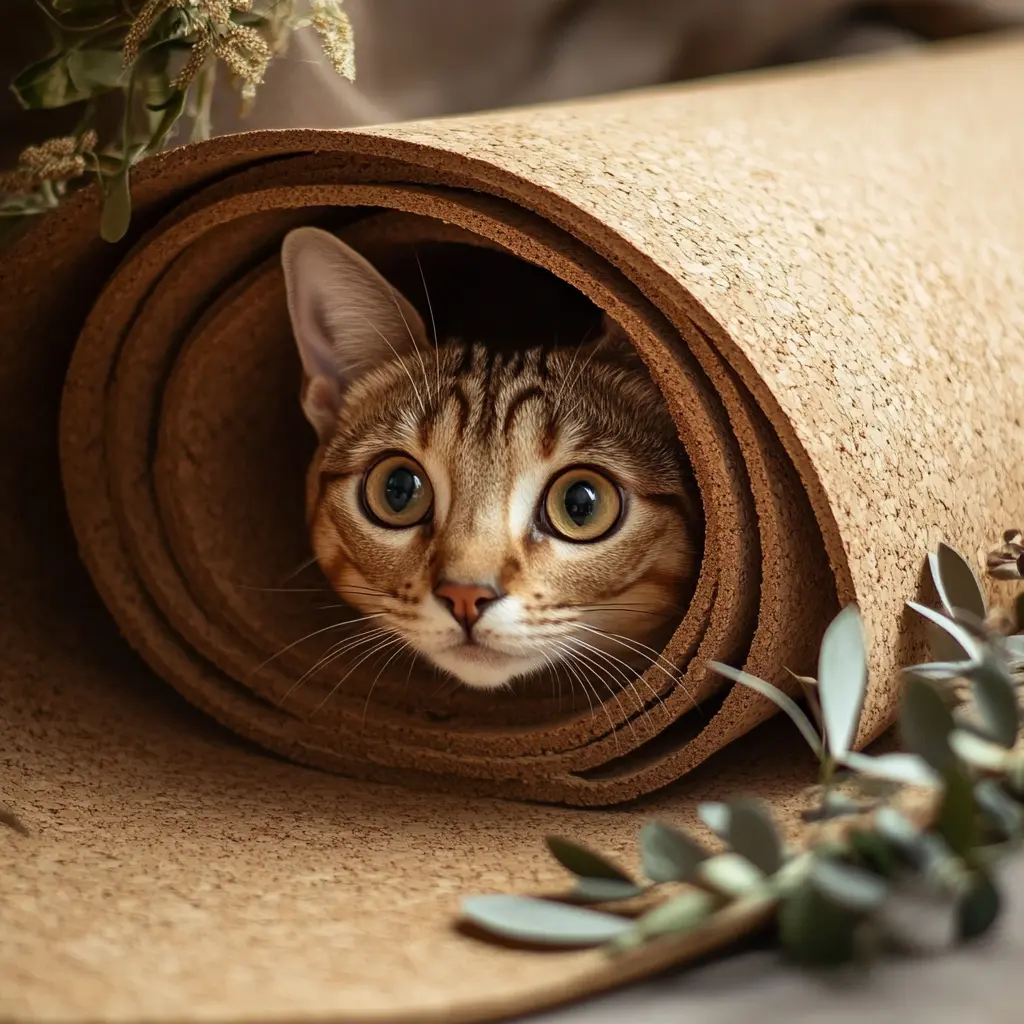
[[282, 227, 700, 690]]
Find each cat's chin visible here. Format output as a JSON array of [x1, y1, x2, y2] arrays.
[[427, 644, 545, 691]]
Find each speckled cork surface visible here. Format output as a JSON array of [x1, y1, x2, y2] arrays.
[[2, 33, 1023, 1023]]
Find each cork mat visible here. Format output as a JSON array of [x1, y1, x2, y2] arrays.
[[3, 34, 1024, 1023]]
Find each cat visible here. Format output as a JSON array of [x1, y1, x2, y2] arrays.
[[281, 226, 701, 692]]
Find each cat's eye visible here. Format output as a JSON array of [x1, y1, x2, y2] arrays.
[[543, 467, 622, 542], [363, 454, 434, 528]]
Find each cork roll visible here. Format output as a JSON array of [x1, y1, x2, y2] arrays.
[[2, 35, 1023, 1024]]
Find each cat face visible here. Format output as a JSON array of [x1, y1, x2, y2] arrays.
[[282, 227, 700, 690]]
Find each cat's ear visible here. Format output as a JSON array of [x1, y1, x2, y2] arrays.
[[594, 312, 644, 366], [281, 226, 429, 442]]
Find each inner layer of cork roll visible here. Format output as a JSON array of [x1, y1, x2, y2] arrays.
[[59, 154, 838, 806]]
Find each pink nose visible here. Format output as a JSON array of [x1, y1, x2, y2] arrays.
[[434, 581, 500, 630]]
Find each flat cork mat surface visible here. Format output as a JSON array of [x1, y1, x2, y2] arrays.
[[2, 33, 1024, 1023]]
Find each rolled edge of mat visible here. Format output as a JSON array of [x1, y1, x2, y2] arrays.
[[53, 137, 835, 806]]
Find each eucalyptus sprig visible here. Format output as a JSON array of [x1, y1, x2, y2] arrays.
[[461, 539, 1024, 968], [2, 0, 355, 243]]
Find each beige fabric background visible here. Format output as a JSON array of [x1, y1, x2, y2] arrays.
[[213, 0, 1024, 131]]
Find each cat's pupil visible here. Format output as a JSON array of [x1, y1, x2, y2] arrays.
[[564, 481, 598, 526], [385, 467, 419, 512]]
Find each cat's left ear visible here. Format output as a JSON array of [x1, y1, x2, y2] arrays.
[[594, 312, 644, 366], [281, 226, 429, 442]]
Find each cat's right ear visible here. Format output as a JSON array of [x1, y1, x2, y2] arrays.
[[281, 226, 429, 442]]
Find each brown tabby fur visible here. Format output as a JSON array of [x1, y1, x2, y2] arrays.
[[285, 228, 701, 690]]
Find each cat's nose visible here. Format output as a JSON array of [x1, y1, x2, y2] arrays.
[[434, 581, 501, 631]]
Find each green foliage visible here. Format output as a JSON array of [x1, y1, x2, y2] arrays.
[[1, 1, 356, 242], [460, 540, 1024, 972]]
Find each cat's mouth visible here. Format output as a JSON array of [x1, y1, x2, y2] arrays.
[[425, 636, 547, 689], [449, 641, 506, 664]]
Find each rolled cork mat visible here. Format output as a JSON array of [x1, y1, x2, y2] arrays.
[[2, 34, 1023, 1023]]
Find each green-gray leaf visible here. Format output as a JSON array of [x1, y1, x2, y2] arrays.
[[950, 730, 1012, 771], [900, 675, 957, 775], [461, 895, 632, 945], [925, 618, 973, 665], [697, 853, 766, 897], [931, 543, 987, 621], [639, 821, 708, 883], [1003, 635, 1024, 661], [612, 889, 720, 951], [957, 872, 1001, 941], [840, 751, 940, 786], [936, 766, 977, 857], [779, 883, 858, 966], [726, 798, 783, 876], [902, 660, 972, 681], [12, 49, 125, 109], [811, 857, 888, 911], [100, 170, 132, 244], [709, 662, 823, 757], [545, 836, 634, 883], [974, 779, 1024, 838], [874, 807, 926, 856], [907, 602, 981, 665], [697, 802, 730, 838], [570, 877, 645, 903], [970, 656, 1019, 749], [817, 603, 868, 758]]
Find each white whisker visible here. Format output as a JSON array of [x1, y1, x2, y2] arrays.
[[358, 313, 427, 416]]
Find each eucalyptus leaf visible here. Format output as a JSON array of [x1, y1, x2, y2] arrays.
[[957, 872, 1001, 941], [545, 836, 635, 884], [901, 660, 973, 681], [925, 618, 973, 665], [726, 798, 783, 876], [786, 668, 823, 728], [100, 170, 132, 243], [639, 821, 708, 883], [615, 889, 719, 948], [899, 675, 957, 775], [874, 807, 925, 855], [810, 857, 888, 911], [802, 791, 867, 822], [1003, 635, 1024, 660], [847, 830, 901, 876], [12, 49, 124, 109], [970, 656, 1019, 748], [906, 602, 982, 665], [935, 767, 977, 858], [779, 882, 858, 966], [817, 603, 868, 758], [840, 751, 941, 787], [974, 779, 1024, 838], [570, 878, 645, 903], [460, 895, 632, 946], [697, 802, 730, 839], [697, 853, 765, 897], [949, 730, 1012, 772], [709, 662, 823, 757], [932, 543, 987, 621]]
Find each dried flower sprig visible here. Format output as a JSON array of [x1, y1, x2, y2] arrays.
[[0, 131, 98, 197], [461, 540, 1024, 969], [2, 1, 356, 245]]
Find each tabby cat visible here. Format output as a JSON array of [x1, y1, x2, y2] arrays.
[[281, 227, 701, 691]]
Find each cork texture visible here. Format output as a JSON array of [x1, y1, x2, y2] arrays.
[[2, 34, 1023, 1023]]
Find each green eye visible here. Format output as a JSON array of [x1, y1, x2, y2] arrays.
[[363, 455, 433, 527], [544, 468, 621, 542]]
